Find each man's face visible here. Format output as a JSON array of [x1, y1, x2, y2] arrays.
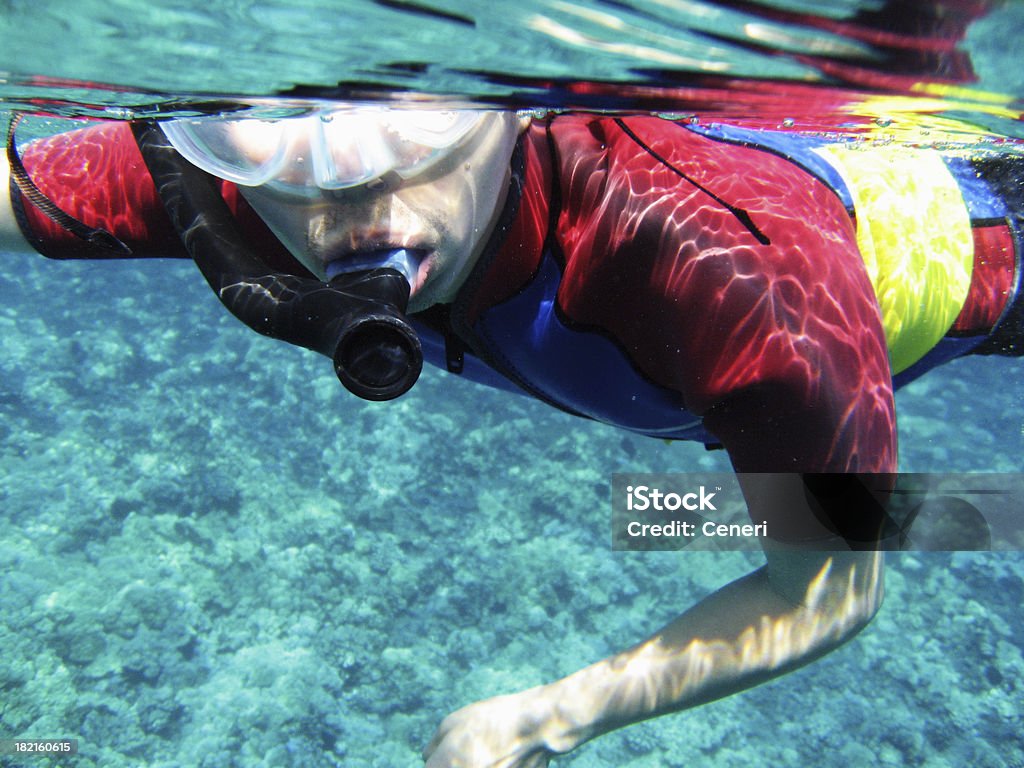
[[237, 111, 522, 311]]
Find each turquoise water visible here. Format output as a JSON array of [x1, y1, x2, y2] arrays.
[[2, 2, 1024, 767], [9, 1, 1020, 101]]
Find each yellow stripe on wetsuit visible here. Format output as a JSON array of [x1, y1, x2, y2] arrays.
[[815, 145, 974, 374]]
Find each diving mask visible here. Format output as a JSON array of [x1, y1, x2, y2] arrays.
[[162, 105, 490, 195]]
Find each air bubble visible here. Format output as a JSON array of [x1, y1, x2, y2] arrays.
[[104, 107, 134, 120]]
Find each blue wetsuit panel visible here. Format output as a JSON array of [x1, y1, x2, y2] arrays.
[[472, 249, 712, 442], [943, 156, 1009, 220], [412, 320, 527, 396]]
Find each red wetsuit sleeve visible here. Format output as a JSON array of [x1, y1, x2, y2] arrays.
[[13, 121, 306, 274], [552, 116, 896, 474], [14, 122, 189, 259], [951, 223, 1016, 334]]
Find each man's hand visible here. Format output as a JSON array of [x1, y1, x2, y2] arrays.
[[423, 688, 559, 768]]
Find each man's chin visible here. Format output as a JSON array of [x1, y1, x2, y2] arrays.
[[407, 274, 436, 313]]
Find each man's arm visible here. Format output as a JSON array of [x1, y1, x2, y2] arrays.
[[4, 121, 193, 261], [2, 120, 310, 273], [547, 547, 880, 749], [424, 525, 883, 768]]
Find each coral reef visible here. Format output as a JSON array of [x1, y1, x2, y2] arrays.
[[2, 243, 1023, 767]]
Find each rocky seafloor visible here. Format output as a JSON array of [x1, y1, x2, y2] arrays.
[[1, 254, 1022, 767]]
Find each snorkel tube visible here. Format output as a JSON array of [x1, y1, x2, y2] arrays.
[[132, 121, 422, 401]]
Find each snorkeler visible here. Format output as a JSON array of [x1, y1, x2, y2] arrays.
[[1, 106, 1022, 766]]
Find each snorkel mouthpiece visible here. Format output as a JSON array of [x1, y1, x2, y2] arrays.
[[326, 247, 422, 283], [132, 122, 423, 401]]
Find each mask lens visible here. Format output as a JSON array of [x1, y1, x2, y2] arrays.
[[382, 110, 482, 180], [387, 109, 481, 148], [162, 118, 290, 186], [315, 111, 399, 190], [164, 106, 490, 191]]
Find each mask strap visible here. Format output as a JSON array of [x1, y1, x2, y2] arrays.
[[6, 114, 131, 255]]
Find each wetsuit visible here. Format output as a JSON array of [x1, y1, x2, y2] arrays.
[[11, 117, 1023, 476]]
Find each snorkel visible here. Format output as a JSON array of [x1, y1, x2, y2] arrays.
[[132, 121, 423, 401]]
